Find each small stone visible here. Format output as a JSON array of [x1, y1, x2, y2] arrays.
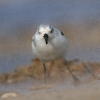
[[1, 92, 17, 99]]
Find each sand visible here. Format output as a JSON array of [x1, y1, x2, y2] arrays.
[[0, 58, 100, 100], [1, 81, 100, 100]]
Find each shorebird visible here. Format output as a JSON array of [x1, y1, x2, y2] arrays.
[[32, 24, 79, 83]]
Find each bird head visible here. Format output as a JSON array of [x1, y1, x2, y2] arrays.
[[37, 24, 54, 44]]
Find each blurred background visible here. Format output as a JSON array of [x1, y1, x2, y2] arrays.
[[0, 0, 100, 74]]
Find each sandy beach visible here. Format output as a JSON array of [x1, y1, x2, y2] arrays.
[[0, 59, 100, 100], [0, 1, 100, 99]]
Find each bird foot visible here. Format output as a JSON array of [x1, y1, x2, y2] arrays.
[[72, 77, 81, 86]]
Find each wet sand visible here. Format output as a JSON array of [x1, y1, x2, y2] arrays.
[[10, 89, 100, 100], [1, 80, 100, 100]]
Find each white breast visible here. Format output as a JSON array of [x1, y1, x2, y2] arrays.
[[32, 34, 68, 63]]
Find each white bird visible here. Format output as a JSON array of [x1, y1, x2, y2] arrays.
[[32, 24, 79, 83]]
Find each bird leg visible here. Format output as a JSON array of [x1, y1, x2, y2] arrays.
[[84, 63, 98, 79], [43, 63, 47, 84], [64, 60, 79, 82]]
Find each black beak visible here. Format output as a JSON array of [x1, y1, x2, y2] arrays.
[[43, 34, 49, 44]]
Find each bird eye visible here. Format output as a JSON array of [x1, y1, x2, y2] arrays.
[[50, 28, 53, 33]]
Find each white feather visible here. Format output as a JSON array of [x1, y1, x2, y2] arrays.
[[32, 24, 68, 63]]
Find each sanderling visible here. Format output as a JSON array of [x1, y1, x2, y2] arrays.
[[32, 24, 79, 83]]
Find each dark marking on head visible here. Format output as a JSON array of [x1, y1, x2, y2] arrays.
[[50, 28, 53, 33], [61, 31, 64, 35]]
